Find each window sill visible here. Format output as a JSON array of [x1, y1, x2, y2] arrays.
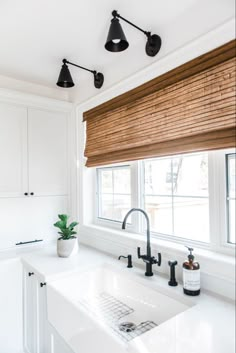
[[79, 223, 235, 300], [82, 223, 235, 261]]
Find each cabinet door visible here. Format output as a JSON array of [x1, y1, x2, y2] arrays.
[[0, 258, 23, 353], [23, 268, 37, 353], [28, 108, 68, 196], [23, 267, 48, 353], [35, 279, 47, 353], [0, 102, 28, 197]]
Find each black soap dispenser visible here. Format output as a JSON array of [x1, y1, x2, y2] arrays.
[[183, 247, 200, 296]]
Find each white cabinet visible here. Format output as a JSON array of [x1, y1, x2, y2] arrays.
[[0, 258, 23, 353], [23, 268, 37, 353], [0, 102, 28, 197], [23, 266, 47, 353], [0, 101, 70, 249], [23, 265, 74, 353], [0, 104, 68, 198], [28, 109, 68, 196]]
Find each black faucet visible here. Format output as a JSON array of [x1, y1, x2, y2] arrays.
[[122, 208, 161, 276]]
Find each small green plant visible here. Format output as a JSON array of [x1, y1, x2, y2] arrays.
[[54, 214, 79, 240]]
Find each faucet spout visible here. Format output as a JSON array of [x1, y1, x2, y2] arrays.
[[122, 208, 151, 256], [122, 208, 161, 276]]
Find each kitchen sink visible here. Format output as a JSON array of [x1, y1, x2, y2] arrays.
[[47, 264, 193, 353]]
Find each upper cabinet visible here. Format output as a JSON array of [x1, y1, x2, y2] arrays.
[[0, 102, 28, 197], [0, 103, 68, 198], [28, 108, 68, 196]]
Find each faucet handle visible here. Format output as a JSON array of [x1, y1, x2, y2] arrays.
[[157, 252, 162, 266], [137, 247, 148, 260], [137, 247, 143, 259]]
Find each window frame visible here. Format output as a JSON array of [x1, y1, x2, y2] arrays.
[[95, 162, 139, 233], [94, 149, 235, 255], [223, 150, 235, 246], [139, 153, 211, 249], [207, 148, 235, 253]]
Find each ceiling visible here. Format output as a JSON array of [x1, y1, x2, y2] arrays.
[[0, 0, 235, 102]]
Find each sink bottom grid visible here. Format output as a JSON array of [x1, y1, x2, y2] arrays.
[[79, 292, 157, 343]]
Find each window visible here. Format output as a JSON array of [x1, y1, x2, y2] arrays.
[[226, 153, 236, 244], [97, 165, 131, 223], [95, 149, 235, 252], [143, 153, 209, 242]]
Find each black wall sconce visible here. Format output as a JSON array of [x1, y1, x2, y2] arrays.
[[57, 59, 104, 89], [105, 10, 162, 57]]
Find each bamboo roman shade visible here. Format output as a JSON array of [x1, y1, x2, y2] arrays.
[[84, 40, 236, 167]]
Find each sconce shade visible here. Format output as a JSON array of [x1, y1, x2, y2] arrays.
[[105, 17, 129, 52], [57, 63, 74, 88]]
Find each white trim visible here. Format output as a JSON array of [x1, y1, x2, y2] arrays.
[[207, 148, 236, 253], [93, 150, 235, 256], [67, 108, 78, 219], [221, 149, 236, 248], [95, 163, 139, 233], [0, 87, 73, 112]]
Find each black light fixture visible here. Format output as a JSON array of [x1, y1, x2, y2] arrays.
[[105, 10, 162, 57], [57, 59, 104, 89]]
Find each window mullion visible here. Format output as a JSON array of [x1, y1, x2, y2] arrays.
[[171, 158, 175, 236], [208, 151, 223, 251], [96, 169, 101, 219], [131, 161, 141, 233], [139, 160, 145, 234], [112, 169, 115, 221]]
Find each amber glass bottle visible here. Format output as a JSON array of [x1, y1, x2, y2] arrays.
[[183, 247, 200, 296]]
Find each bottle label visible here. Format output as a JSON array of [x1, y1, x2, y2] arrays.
[[183, 269, 200, 291]]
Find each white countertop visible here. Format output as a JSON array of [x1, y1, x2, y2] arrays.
[[20, 244, 235, 353]]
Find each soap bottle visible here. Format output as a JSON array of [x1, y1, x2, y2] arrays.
[[183, 247, 200, 296]]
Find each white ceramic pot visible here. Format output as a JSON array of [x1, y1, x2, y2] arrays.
[[57, 238, 78, 258]]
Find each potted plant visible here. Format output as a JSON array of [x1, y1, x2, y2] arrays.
[[54, 214, 79, 258]]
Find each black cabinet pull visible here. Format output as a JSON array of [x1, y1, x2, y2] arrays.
[[24, 192, 28, 196], [40, 282, 46, 287], [28, 272, 34, 277], [30, 192, 34, 196], [16, 239, 43, 246]]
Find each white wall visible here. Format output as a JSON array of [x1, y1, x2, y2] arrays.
[[73, 19, 235, 108], [76, 19, 236, 300]]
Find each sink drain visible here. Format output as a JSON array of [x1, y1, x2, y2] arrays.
[[118, 322, 137, 333]]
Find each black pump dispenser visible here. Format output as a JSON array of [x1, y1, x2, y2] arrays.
[[187, 247, 194, 261]]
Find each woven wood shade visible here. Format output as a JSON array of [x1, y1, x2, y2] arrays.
[[84, 41, 236, 167]]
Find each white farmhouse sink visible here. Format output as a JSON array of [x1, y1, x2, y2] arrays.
[[47, 265, 193, 353]]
